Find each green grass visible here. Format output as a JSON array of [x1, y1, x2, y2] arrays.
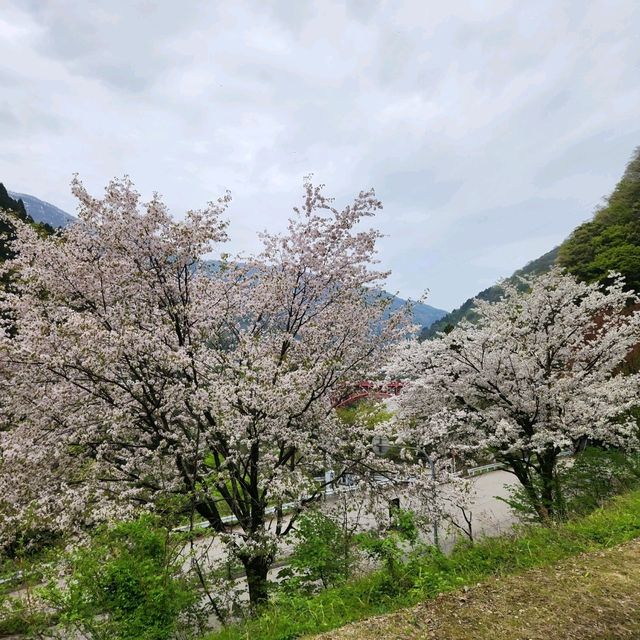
[[0, 595, 52, 637], [206, 488, 640, 640], [314, 539, 640, 639]]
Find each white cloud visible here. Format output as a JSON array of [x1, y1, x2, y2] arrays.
[[1, 0, 639, 309]]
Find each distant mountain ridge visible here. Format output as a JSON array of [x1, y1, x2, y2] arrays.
[[3, 186, 446, 330], [9, 146, 639, 336], [381, 291, 448, 329], [421, 247, 559, 339], [8, 190, 76, 228], [422, 146, 640, 340], [205, 263, 448, 330]]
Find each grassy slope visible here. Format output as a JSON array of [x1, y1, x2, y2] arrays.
[[314, 538, 640, 640], [208, 489, 640, 640]]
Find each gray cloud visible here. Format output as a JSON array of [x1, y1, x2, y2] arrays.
[[1, 0, 639, 309]]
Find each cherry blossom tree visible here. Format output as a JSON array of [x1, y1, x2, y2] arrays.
[[0, 177, 409, 607], [390, 269, 640, 522]]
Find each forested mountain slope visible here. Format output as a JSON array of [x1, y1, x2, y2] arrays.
[[559, 146, 640, 291], [0, 183, 54, 262], [0, 183, 57, 299], [8, 189, 76, 229], [421, 247, 559, 339], [422, 146, 640, 339]]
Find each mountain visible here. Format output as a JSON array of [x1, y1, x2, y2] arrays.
[[423, 146, 640, 340], [7, 143, 638, 334], [207, 261, 448, 330], [421, 247, 559, 339], [2, 188, 445, 330], [406, 299, 448, 328], [8, 190, 76, 228], [382, 292, 448, 329], [558, 146, 640, 291]]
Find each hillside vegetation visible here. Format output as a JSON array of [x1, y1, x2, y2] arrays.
[[206, 488, 640, 640], [314, 538, 640, 640], [423, 146, 640, 339], [0, 183, 54, 281], [1, 184, 38, 262], [559, 147, 640, 291]]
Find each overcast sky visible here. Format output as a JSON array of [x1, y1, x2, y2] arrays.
[[1, 1, 639, 310]]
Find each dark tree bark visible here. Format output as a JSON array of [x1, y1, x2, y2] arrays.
[[506, 450, 561, 523], [239, 553, 272, 608]]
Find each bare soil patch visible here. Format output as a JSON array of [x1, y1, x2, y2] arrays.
[[313, 538, 640, 640]]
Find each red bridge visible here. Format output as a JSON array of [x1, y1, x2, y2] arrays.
[[333, 380, 403, 409]]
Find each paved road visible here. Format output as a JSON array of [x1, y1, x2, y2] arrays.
[[185, 468, 522, 572], [176, 468, 523, 627], [3, 469, 523, 636], [461, 469, 520, 538]]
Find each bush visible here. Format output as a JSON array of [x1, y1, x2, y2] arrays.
[[500, 447, 640, 522], [0, 592, 51, 637], [43, 515, 200, 640], [207, 488, 640, 640], [3, 526, 62, 560], [562, 446, 640, 515], [279, 510, 355, 593], [355, 508, 419, 593]]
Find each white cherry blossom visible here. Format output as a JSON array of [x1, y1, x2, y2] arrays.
[[390, 268, 640, 521]]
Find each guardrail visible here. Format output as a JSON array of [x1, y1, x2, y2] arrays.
[[1, 455, 571, 587], [172, 474, 393, 532], [172, 461, 519, 533], [175, 452, 573, 531], [0, 569, 24, 587]]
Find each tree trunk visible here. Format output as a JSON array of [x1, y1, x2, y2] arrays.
[[525, 479, 551, 523], [241, 554, 272, 609], [538, 450, 560, 521], [508, 455, 553, 523]]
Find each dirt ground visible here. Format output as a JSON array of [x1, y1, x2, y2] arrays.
[[312, 538, 640, 640]]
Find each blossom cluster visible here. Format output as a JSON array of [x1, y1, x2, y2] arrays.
[[389, 268, 640, 487], [0, 177, 416, 579]]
